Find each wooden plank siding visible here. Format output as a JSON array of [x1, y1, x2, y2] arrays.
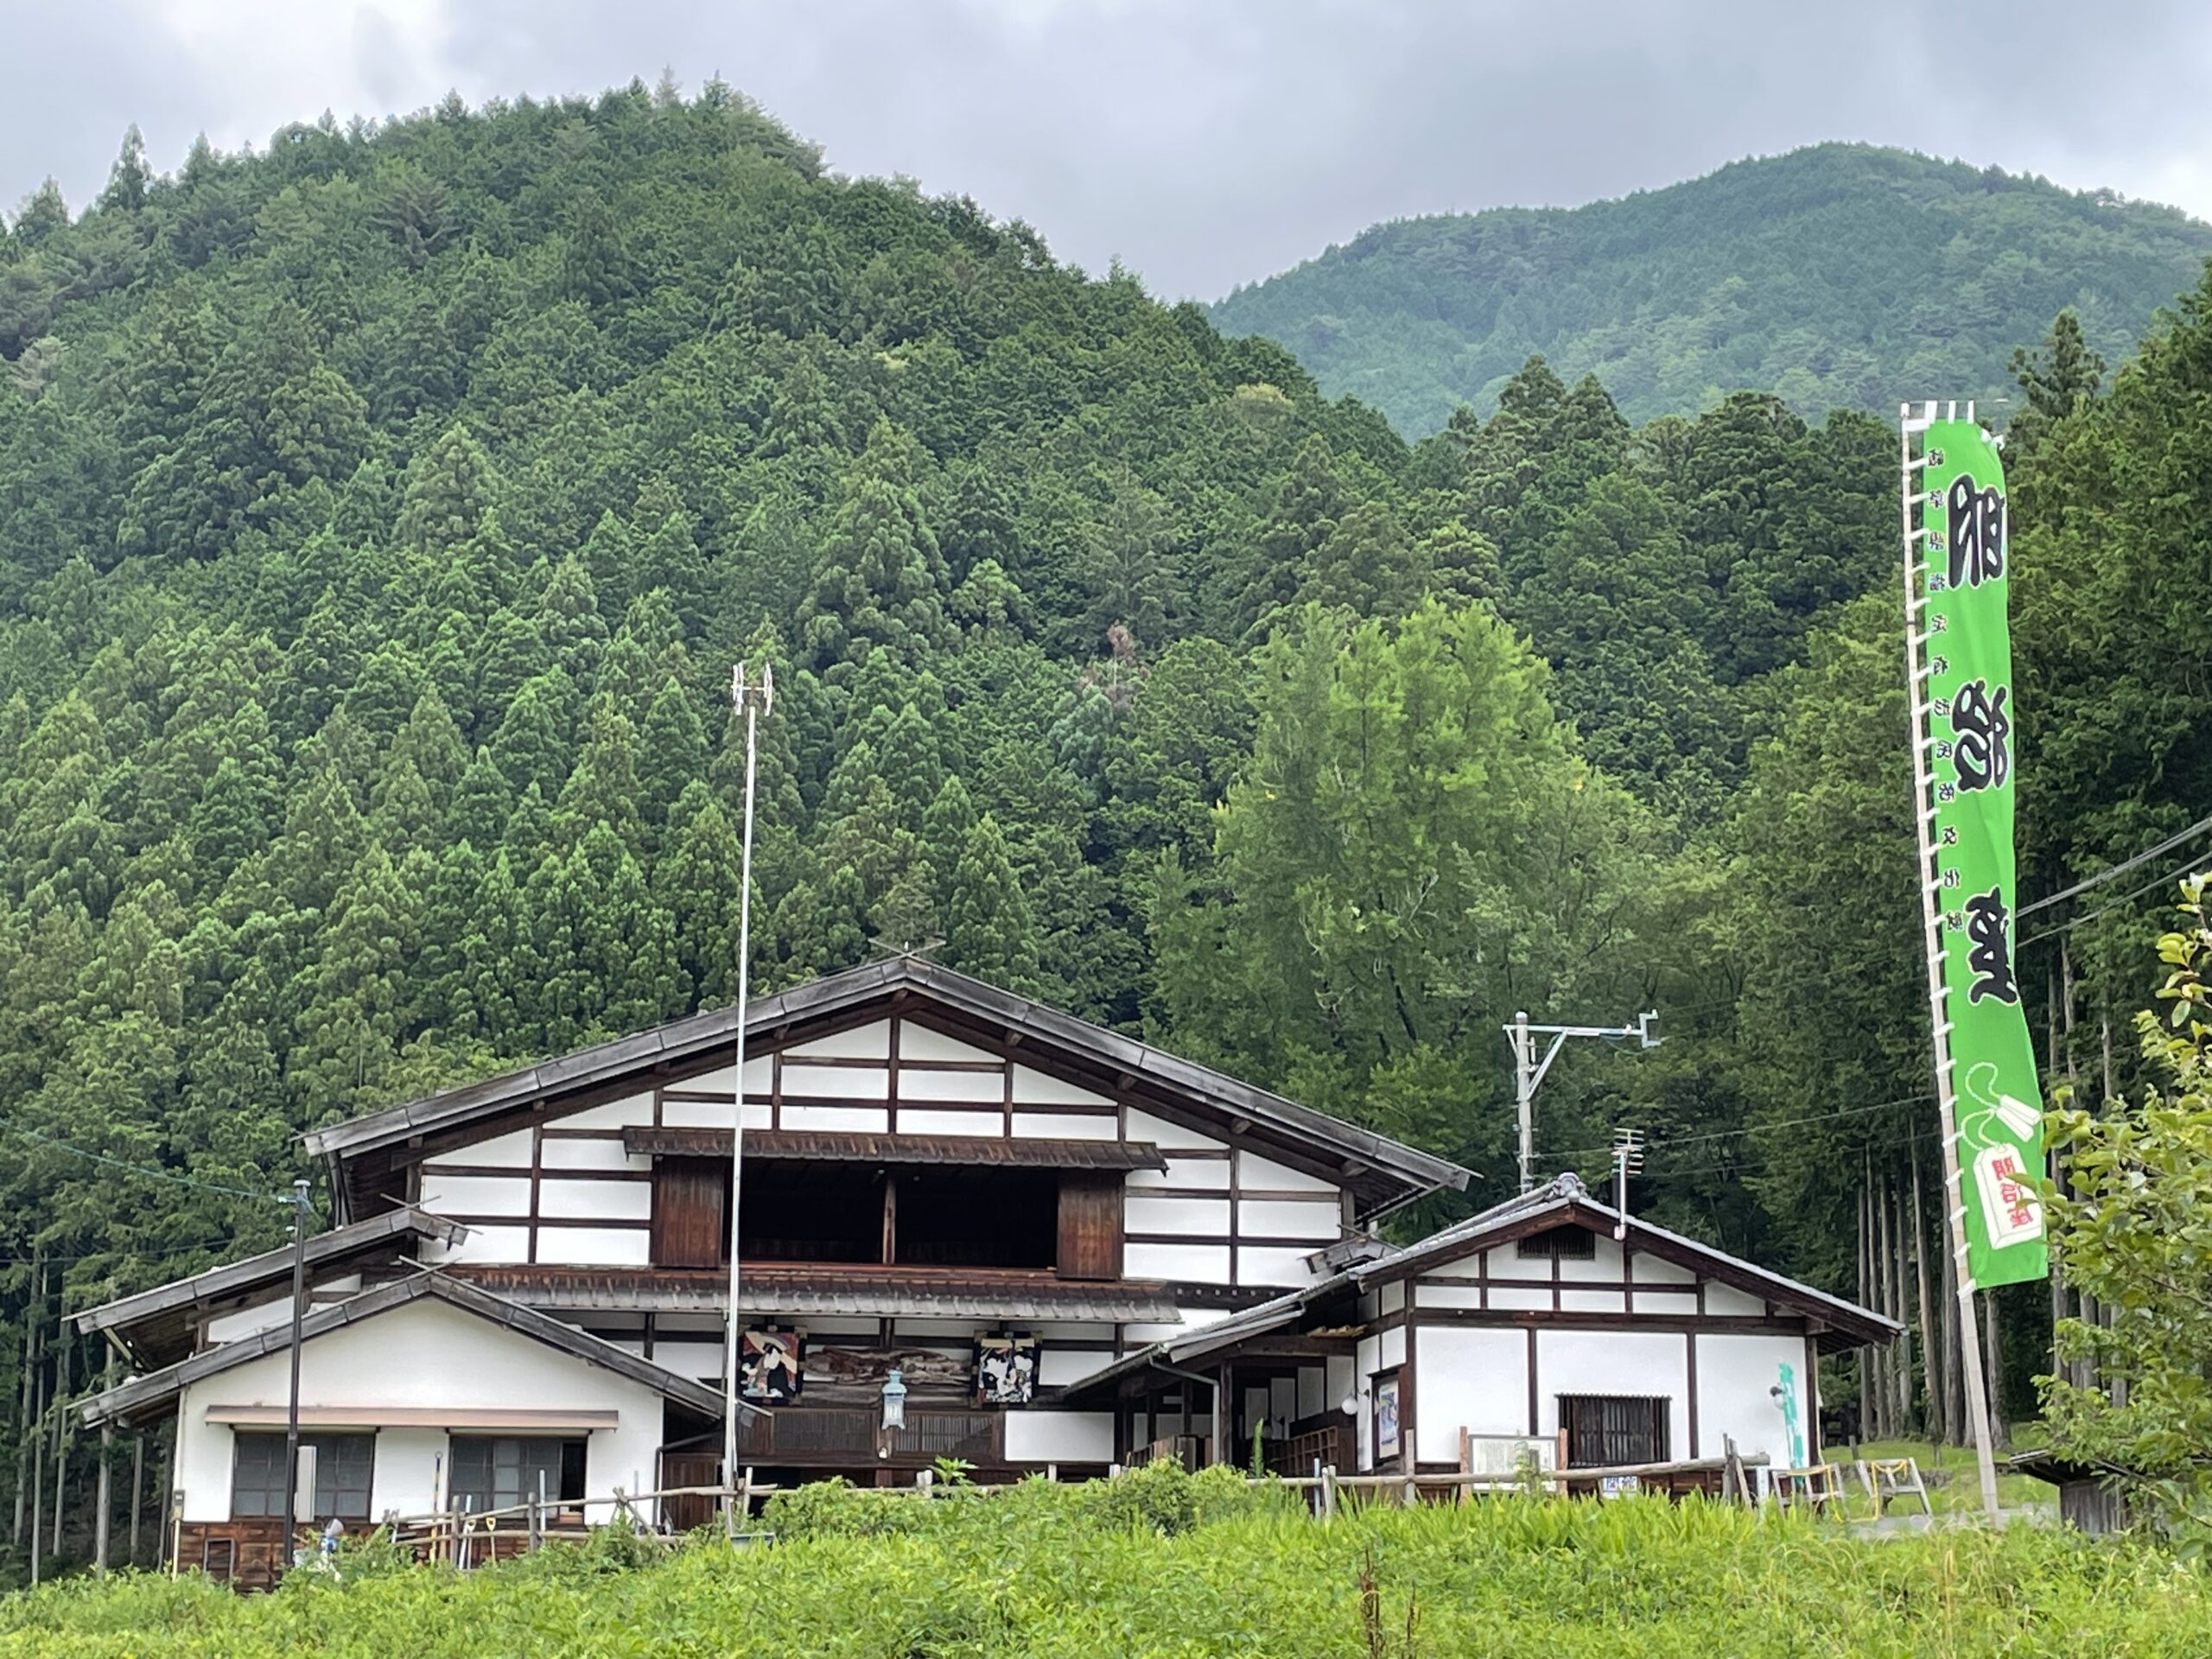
[[408, 1015, 1355, 1302], [650, 1160, 725, 1269], [1056, 1173, 1123, 1281]]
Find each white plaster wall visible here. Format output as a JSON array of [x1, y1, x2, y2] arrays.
[[1414, 1327, 1529, 1460], [1127, 1196, 1229, 1236], [1237, 1247, 1319, 1287], [1556, 1232, 1626, 1283], [563, 1092, 658, 1130], [789, 1021, 890, 1059], [1238, 1199, 1339, 1240], [1704, 1284, 1766, 1317], [538, 1179, 651, 1221], [426, 1225, 530, 1266], [899, 1025, 996, 1064], [1122, 1110, 1224, 1152], [659, 1098, 772, 1129], [1004, 1410, 1114, 1463], [898, 1071, 1001, 1102], [1012, 1112, 1117, 1140], [1533, 1330, 1690, 1462], [1630, 1252, 1696, 1284], [1126, 1243, 1230, 1284], [1694, 1333, 1810, 1467], [1010, 1067, 1111, 1107], [531, 1228, 651, 1267], [172, 1298, 671, 1523], [779, 1104, 892, 1132], [1126, 1156, 1230, 1192], [1236, 1154, 1334, 1193], [782, 1064, 889, 1100], [1353, 1334, 1381, 1469], [417, 1173, 531, 1217], [896, 1109, 1000, 1135], [539, 1138, 650, 1173]]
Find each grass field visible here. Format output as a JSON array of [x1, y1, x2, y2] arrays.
[[1843, 1439, 2056, 1518], [0, 1464, 2194, 1658]]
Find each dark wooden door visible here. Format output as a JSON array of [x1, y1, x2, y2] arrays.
[[652, 1159, 727, 1268], [658, 1450, 721, 1532], [1057, 1171, 1123, 1280]]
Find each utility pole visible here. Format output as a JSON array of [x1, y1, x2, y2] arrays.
[[1611, 1128, 1645, 1242], [1505, 1010, 1659, 1192], [722, 661, 772, 1539], [280, 1178, 309, 1574]]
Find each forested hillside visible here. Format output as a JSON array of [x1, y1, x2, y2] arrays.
[[1210, 143, 2212, 431], [0, 81, 2207, 1557]]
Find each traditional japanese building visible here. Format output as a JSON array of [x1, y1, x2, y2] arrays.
[[78, 957, 1896, 1585]]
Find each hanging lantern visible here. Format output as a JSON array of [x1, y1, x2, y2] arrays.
[[881, 1367, 908, 1432]]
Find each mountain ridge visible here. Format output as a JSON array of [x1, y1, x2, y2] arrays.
[[1209, 142, 2212, 431]]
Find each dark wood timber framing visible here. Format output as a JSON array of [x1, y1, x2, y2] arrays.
[[305, 960, 1466, 1224]]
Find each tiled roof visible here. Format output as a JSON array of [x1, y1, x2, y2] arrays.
[[447, 1264, 1183, 1324], [73, 1207, 469, 1370], [79, 1271, 727, 1430], [622, 1128, 1167, 1172], [301, 958, 1469, 1205]]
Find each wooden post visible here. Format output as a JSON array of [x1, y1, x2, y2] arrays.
[[95, 1424, 111, 1574], [50, 1297, 69, 1559], [129, 1432, 144, 1566], [1320, 1463, 1338, 1520], [12, 1256, 38, 1550]]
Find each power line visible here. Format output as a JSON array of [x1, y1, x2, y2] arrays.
[[1540, 1090, 1936, 1166], [0, 1123, 298, 1206], [2019, 812, 2212, 918], [2018, 854, 2212, 951]]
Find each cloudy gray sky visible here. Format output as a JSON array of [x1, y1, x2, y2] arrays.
[[4, 1, 2208, 300]]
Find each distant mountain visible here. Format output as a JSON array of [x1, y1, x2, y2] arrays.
[[1210, 143, 2212, 432]]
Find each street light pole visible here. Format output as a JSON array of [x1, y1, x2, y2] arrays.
[[721, 662, 772, 1538]]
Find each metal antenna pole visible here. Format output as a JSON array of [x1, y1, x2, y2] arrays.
[[1899, 400, 2002, 1522], [1504, 1011, 1660, 1192], [722, 661, 772, 1538], [281, 1178, 308, 1573]]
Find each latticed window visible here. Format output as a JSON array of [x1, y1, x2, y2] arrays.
[[448, 1436, 585, 1512], [232, 1433, 374, 1522], [1558, 1395, 1669, 1466], [1516, 1227, 1596, 1261]]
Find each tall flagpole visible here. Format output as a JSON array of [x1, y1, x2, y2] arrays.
[[721, 661, 772, 1537], [1900, 399, 2002, 1522]]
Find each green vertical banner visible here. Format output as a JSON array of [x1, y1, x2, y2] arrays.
[[1920, 417, 2047, 1287]]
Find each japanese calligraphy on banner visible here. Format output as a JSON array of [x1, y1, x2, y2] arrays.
[[1920, 417, 2046, 1288]]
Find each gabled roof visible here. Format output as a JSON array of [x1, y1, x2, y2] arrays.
[[1062, 1173, 1901, 1398], [302, 957, 1470, 1214], [78, 1270, 728, 1430], [74, 1207, 468, 1370], [1356, 1173, 1902, 1349]]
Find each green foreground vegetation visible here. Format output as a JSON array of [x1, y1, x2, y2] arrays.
[[0, 1467, 2200, 1658]]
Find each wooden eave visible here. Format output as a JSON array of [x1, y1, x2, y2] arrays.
[[620, 1128, 1168, 1172], [73, 1207, 469, 1370], [78, 1271, 728, 1431]]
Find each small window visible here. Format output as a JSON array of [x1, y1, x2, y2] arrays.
[[1558, 1395, 1669, 1466], [449, 1436, 586, 1513], [1516, 1227, 1595, 1261], [232, 1433, 374, 1522]]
